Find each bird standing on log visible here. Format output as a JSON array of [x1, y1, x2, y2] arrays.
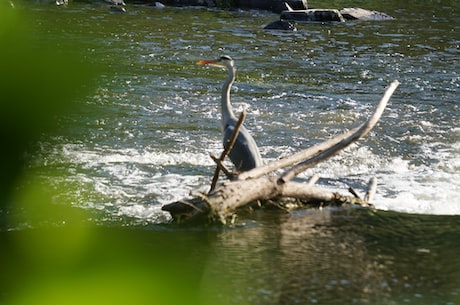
[[196, 55, 263, 172]]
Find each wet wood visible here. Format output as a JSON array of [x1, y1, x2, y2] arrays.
[[162, 81, 400, 224]]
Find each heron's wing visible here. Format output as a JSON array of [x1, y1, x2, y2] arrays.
[[223, 123, 263, 171]]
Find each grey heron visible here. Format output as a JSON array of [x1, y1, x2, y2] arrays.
[[196, 55, 264, 172]]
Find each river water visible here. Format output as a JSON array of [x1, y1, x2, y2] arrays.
[[1, 0, 460, 304], [18, 0, 459, 222]]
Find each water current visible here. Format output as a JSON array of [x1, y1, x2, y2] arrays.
[[1, 1, 460, 304], [18, 0, 458, 224]]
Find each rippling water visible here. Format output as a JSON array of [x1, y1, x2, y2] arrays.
[[14, 0, 460, 224], [2, 1, 460, 304]]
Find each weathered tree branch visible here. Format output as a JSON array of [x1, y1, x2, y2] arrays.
[[239, 80, 400, 182], [209, 154, 233, 180], [365, 177, 377, 203], [209, 109, 246, 191], [162, 81, 400, 224]]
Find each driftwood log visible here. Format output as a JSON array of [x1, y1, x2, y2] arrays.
[[162, 81, 400, 224]]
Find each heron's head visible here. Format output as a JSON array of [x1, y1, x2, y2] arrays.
[[196, 55, 234, 69]]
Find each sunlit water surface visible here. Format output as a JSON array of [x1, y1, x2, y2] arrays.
[[21, 1, 459, 223], [2, 1, 460, 304]]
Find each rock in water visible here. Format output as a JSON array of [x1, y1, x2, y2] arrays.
[[280, 9, 345, 23], [106, 0, 125, 5], [264, 20, 297, 31], [339, 8, 395, 21], [110, 5, 127, 12]]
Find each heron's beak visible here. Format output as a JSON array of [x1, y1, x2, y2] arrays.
[[196, 59, 224, 67], [196, 60, 214, 65]]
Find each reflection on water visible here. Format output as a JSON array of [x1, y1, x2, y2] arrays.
[[1, 208, 459, 304], [201, 209, 460, 304]]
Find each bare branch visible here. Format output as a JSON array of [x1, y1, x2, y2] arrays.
[[162, 81, 400, 224], [279, 80, 399, 182], [210, 154, 233, 179], [364, 177, 377, 202], [209, 109, 246, 191], [348, 187, 361, 199], [307, 174, 320, 186], [280, 182, 335, 202], [239, 81, 399, 181]]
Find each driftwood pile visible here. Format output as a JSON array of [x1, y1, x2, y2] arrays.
[[162, 81, 400, 224]]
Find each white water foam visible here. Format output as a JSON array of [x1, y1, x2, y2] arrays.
[[298, 141, 460, 215], [58, 144, 217, 222], [61, 144, 214, 168], [374, 142, 460, 215], [56, 138, 460, 224]]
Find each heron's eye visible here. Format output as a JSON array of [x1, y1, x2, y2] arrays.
[[220, 55, 232, 61]]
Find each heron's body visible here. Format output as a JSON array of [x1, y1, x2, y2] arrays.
[[197, 56, 263, 172]]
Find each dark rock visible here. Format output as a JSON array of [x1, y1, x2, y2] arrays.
[[106, 0, 125, 5], [263, 20, 297, 31], [160, 0, 214, 7], [158, 0, 307, 12], [237, 0, 307, 13], [109, 5, 127, 12], [281, 9, 345, 23]]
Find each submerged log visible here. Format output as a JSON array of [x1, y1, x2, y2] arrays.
[[162, 81, 400, 224]]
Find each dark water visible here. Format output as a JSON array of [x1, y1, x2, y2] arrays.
[[1, 209, 459, 304], [1, 0, 459, 304], [201, 209, 460, 304]]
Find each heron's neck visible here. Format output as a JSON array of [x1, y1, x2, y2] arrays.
[[221, 66, 237, 128]]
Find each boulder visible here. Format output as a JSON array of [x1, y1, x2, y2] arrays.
[[280, 9, 345, 23], [159, 0, 215, 7], [157, 0, 307, 12], [237, 0, 307, 13], [263, 20, 297, 31], [339, 7, 395, 21], [109, 5, 127, 12]]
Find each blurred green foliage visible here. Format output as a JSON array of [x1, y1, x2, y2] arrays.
[[1, 225, 212, 305], [0, 5, 211, 305], [0, 4, 93, 204]]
